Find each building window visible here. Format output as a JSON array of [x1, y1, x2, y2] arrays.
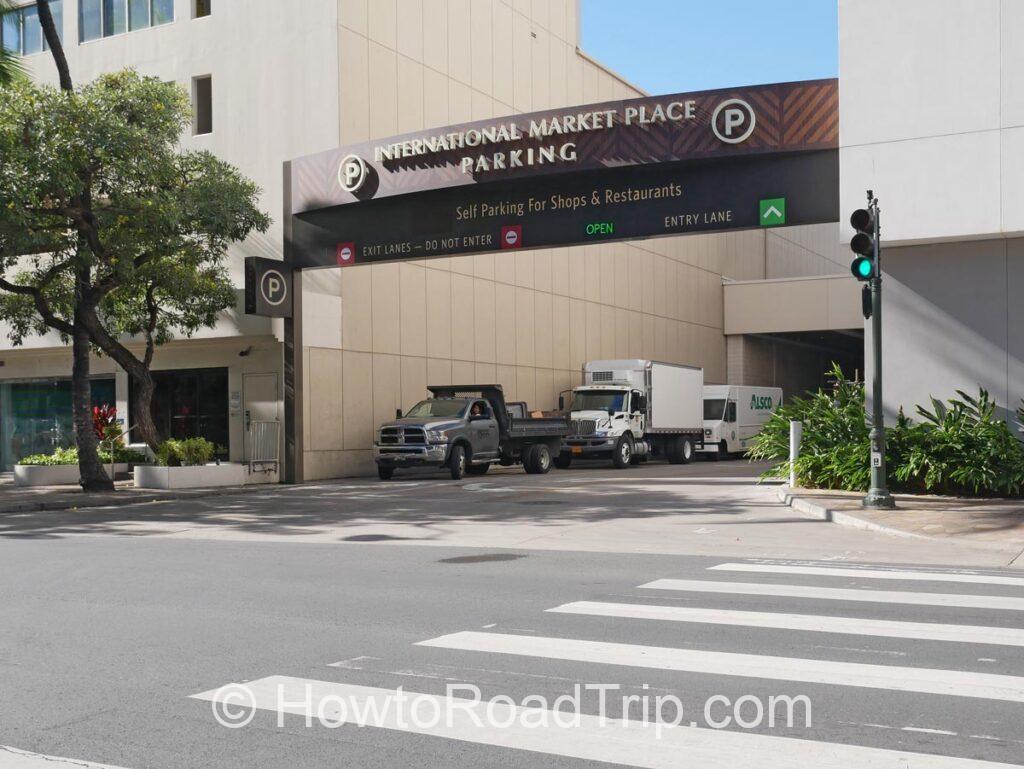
[[1, 0, 63, 56], [193, 0, 211, 18], [192, 75, 212, 135], [129, 367, 229, 460], [79, 0, 172, 42]]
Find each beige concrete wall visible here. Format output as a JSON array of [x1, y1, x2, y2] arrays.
[[724, 276, 861, 336], [300, 0, 847, 478]]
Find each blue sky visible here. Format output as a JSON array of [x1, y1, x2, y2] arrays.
[[580, 1, 838, 95]]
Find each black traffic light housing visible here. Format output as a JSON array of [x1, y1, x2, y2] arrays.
[[850, 207, 877, 281]]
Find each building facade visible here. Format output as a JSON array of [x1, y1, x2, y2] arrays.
[[839, 0, 1024, 423], [4, 0, 851, 477]]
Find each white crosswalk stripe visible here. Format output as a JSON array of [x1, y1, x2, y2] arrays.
[[191, 559, 1024, 767], [639, 578, 1024, 610], [191, 676, 1020, 769], [547, 600, 1024, 646], [708, 562, 1024, 587], [416, 631, 1024, 702]]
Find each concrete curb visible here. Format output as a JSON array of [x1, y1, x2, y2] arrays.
[[0, 482, 279, 515], [775, 485, 932, 541]]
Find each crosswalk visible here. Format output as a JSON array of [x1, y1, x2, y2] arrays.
[[193, 559, 1024, 768]]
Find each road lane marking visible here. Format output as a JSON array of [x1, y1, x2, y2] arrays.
[[709, 563, 1024, 587], [416, 632, 1024, 702], [190, 677, 1019, 768], [0, 746, 132, 769], [547, 601, 1024, 647], [639, 579, 1024, 611]]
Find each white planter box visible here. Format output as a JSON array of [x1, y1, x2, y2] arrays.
[[13, 464, 80, 487], [134, 463, 246, 490]]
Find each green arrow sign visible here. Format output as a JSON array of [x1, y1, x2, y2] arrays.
[[759, 198, 786, 227]]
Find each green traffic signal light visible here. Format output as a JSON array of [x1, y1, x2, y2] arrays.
[[852, 255, 874, 280]]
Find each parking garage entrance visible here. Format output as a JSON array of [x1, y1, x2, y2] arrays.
[[275, 79, 841, 481]]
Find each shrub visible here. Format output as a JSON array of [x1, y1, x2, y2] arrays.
[[156, 438, 216, 467], [18, 445, 149, 466], [93, 404, 119, 441], [747, 364, 872, 492], [19, 446, 79, 466], [894, 390, 1024, 497], [749, 363, 1024, 497]]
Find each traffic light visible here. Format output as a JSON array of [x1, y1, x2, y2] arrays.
[[850, 207, 876, 281]]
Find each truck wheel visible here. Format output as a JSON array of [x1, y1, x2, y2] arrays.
[[466, 463, 489, 476], [679, 438, 694, 464], [377, 465, 394, 481], [612, 435, 633, 469], [667, 438, 684, 465], [532, 444, 552, 474], [716, 441, 729, 461], [449, 445, 467, 480], [553, 454, 572, 470]]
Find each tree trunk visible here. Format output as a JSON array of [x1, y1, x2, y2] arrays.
[[36, 0, 72, 91], [129, 370, 161, 451], [71, 322, 112, 491]]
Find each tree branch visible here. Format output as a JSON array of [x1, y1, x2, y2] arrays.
[[36, 0, 72, 91], [0, 276, 73, 335]]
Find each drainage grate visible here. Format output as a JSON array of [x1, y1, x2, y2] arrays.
[[438, 553, 526, 564]]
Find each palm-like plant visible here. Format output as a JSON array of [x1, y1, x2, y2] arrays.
[[0, 0, 27, 87]]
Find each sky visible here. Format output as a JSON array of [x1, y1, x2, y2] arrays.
[[580, 0, 838, 95]]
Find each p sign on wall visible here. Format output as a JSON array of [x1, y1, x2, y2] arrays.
[[244, 256, 293, 317]]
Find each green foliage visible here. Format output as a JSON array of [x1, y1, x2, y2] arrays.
[[18, 445, 148, 466], [19, 446, 80, 466], [748, 364, 871, 491], [894, 390, 1024, 496], [749, 363, 1024, 497], [156, 438, 215, 467], [0, 69, 269, 349]]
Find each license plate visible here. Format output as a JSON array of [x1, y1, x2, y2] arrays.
[[571, 446, 583, 455]]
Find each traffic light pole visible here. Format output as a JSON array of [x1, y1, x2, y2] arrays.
[[863, 193, 896, 509]]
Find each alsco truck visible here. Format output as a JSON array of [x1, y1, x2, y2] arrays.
[[700, 385, 782, 459], [557, 359, 704, 469]]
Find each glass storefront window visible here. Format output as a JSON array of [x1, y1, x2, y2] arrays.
[[131, 367, 229, 459], [0, 378, 116, 470]]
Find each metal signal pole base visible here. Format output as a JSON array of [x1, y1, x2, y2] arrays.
[[862, 487, 896, 510]]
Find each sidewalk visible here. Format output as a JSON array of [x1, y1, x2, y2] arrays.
[[0, 474, 267, 514], [777, 485, 1024, 562]]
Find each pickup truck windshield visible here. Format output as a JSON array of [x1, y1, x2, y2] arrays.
[[405, 399, 467, 418], [571, 391, 626, 413], [703, 398, 726, 420]]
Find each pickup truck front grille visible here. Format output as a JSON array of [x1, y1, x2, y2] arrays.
[[570, 418, 598, 436], [379, 427, 427, 445]]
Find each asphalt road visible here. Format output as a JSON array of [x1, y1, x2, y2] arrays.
[[1, 460, 1022, 768]]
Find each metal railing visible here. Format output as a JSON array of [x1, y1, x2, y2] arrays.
[[247, 420, 280, 473]]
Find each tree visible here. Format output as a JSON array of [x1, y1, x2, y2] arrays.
[[0, 1, 27, 87], [0, 72, 269, 452]]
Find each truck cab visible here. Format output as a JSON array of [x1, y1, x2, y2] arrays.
[[559, 385, 647, 466], [701, 385, 782, 459]]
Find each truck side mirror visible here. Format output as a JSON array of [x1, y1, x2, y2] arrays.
[[637, 396, 647, 412], [395, 408, 403, 419], [558, 396, 565, 411]]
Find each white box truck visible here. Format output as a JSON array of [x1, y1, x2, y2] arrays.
[[557, 360, 704, 469], [700, 385, 783, 459]]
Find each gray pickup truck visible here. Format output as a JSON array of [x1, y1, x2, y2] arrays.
[[373, 385, 569, 480]]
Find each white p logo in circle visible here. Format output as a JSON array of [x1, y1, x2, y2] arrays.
[[260, 269, 287, 306], [711, 98, 756, 144], [338, 154, 368, 192]]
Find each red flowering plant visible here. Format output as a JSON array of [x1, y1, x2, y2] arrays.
[[92, 404, 121, 444]]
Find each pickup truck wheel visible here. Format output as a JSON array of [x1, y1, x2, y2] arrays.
[[449, 445, 467, 480], [612, 435, 633, 469], [553, 454, 572, 470], [466, 463, 489, 476], [532, 444, 552, 474], [377, 465, 394, 481], [522, 444, 539, 474]]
